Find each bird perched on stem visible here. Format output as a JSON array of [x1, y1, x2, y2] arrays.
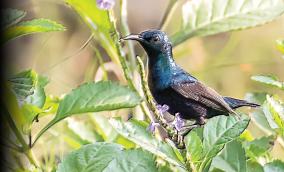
[[122, 30, 259, 136]]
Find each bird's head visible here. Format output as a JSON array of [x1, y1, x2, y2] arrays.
[[121, 29, 172, 55]]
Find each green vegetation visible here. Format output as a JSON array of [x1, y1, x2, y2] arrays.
[[1, 0, 284, 171]]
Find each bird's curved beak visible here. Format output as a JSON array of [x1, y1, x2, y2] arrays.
[[120, 34, 144, 42]]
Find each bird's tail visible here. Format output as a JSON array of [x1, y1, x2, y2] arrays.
[[223, 97, 260, 109]]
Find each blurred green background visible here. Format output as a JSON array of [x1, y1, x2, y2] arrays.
[[3, 0, 284, 169]]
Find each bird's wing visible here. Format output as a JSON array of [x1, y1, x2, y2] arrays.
[[171, 81, 234, 113]]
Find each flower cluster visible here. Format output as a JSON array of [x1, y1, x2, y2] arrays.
[[96, 0, 115, 10]]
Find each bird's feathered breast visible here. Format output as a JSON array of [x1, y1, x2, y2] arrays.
[[148, 53, 174, 90]]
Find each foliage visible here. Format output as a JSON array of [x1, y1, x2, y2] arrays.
[[2, 0, 284, 172], [210, 140, 246, 172], [5, 69, 52, 134], [1, 9, 65, 44], [57, 143, 157, 172], [33, 81, 141, 145], [109, 118, 185, 167], [171, 0, 284, 46], [251, 75, 284, 90]]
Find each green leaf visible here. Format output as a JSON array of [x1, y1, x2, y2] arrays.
[[115, 135, 136, 149], [64, 0, 116, 59], [66, 118, 102, 143], [57, 142, 123, 172], [59, 123, 89, 149], [264, 160, 284, 172], [247, 160, 264, 172], [185, 130, 203, 163], [245, 92, 267, 105], [57, 143, 158, 172], [34, 81, 141, 145], [210, 140, 246, 172], [245, 135, 275, 159], [276, 40, 284, 54], [65, 0, 112, 33], [251, 75, 284, 90], [158, 163, 173, 172], [6, 70, 51, 134], [171, 0, 284, 46], [3, 18, 65, 43], [0, 8, 26, 29], [8, 69, 48, 108], [251, 110, 275, 135], [200, 115, 250, 171], [90, 113, 119, 142], [57, 81, 141, 118], [203, 116, 249, 159], [263, 95, 284, 135], [109, 118, 185, 167], [103, 149, 157, 172]]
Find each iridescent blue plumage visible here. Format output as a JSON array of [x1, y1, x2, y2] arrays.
[[122, 29, 259, 125]]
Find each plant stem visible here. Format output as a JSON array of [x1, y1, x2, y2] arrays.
[[0, 104, 39, 167], [91, 44, 108, 81], [120, 0, 137, 71], [108, 11, 137, 91], [136, 56, 171, 140], [43, 34, 94, 74], [136, 56, 159, 122], [160, 0, 178, 30], [25, 149, 39, 167]]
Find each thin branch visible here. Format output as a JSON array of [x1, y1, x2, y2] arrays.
[[91, 44, 108, 81], [0, 104, 39, 167], [136, 56, 160, 122], [108, 11, 137, 91], [160, 0, 178, 30], [42, 34, 94, 74], [136, 56, 169, 139], [120, 0, 137, 70]]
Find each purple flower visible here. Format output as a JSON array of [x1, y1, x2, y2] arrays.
[[96, 0, 115, 10], [172, 113, 185, 131], [147, 122, 160, 133], [156, 104, 169, 115]]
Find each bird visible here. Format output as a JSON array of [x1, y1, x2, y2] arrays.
[[121, 29, 259, 128]]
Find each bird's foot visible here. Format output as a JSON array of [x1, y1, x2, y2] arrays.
[[197, 115, 206, 125]]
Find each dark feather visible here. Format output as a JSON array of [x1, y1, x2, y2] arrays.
[[124, 29, 259, 123], [223, 97, 260, 109], [171, 81, 235, 114]]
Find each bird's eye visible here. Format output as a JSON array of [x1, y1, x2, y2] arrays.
[[152, 36, 160, 42]]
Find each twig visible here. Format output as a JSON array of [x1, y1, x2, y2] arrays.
[[0, 104, 39, 167], [160, 0, 178, 30], [120, 0, 137, 71], [91, 44, 108, 80], [136, 56, 160, 122], [42, 33, 94, 74], [108, 11, 136, 91], [136, 56, 171, 140]]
